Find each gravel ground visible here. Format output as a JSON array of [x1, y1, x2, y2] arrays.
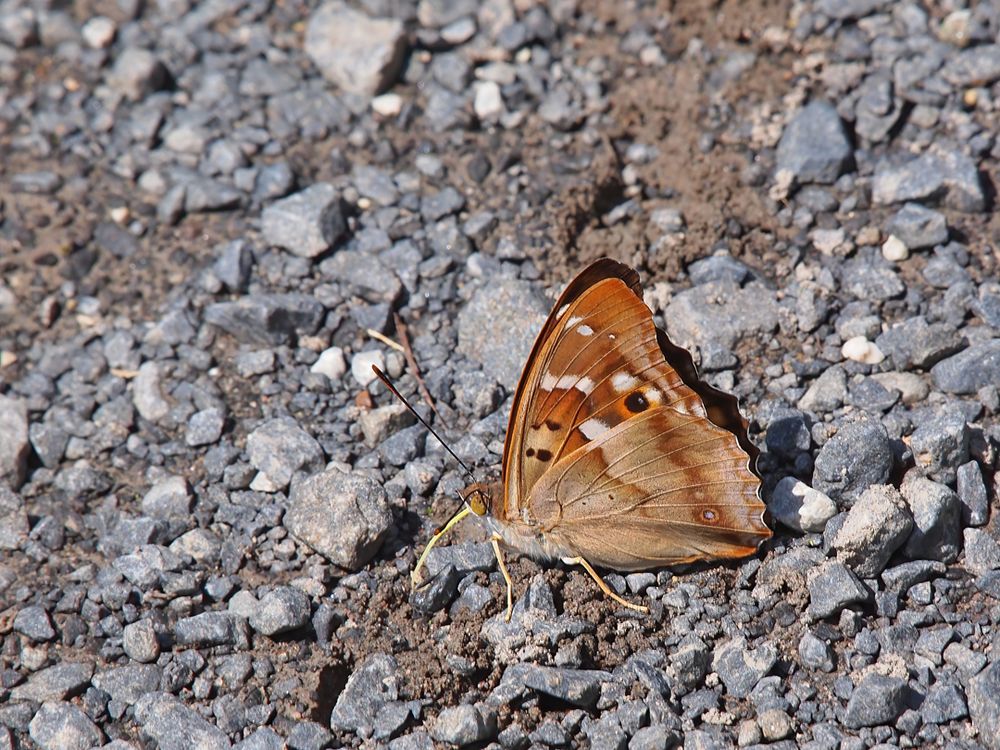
[[1, 0, 1000, 748]]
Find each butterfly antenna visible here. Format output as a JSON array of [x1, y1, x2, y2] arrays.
[[370, 365, 477, 484]]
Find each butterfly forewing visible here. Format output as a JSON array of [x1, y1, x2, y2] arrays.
[[504, 267, 707, 519]]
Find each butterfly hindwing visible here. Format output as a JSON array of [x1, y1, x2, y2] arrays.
[[528, 405, 770, 569], [504, 264, 708, 518]]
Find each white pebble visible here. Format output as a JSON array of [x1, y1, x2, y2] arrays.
[[82, 16, 116, 48], [841, 336, 885, 364], [351, 350, 385, 387], [881, 234, 909, 262], [769, 477, 837, 533], [311, 346, 346, 380], [810, 227, 846, 256], [371, 93, 403, 118], [474, 81, 504, 121]]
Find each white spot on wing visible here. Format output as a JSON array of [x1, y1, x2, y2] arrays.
[[611, 371, 639, 392], [556, 304, 570, 319], [646, 388, 663, 404], [561, 375, 595, 394], [540, 373, 596, 394], [566, 315, 583, 327], [577, 324, 593, 336], [579, 418, 609, 440]]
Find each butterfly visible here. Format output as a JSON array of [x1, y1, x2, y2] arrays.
[[405, 258, 771, 618]]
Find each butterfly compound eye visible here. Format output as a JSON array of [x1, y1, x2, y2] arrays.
[[468, 490, 487, 516]]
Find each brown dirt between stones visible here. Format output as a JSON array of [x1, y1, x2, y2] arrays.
[[23, 0, 999, 741], [0, 0, 812, 740]]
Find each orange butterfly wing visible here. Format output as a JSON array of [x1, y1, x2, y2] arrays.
[[498, 259, 770, 568]]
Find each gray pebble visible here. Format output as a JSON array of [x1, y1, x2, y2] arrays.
[[807, 560, 871, 619], [287, 720, 333, 750], [360, 404, 415, 446], [872, 149, 984, 212], [776, 101, 852, 184], [246, 416, 325, 489], [122, 618, 160, 663], [0, 395, 29, 488], [901, 476, 961, 563], [909, 410, 969, 479], [457, 279, 549, 389], [318, 250, 402, 304], [957, 461, 989, 527], [305, 1, 406, 96], [28, 702, 103, 750], [499, 663, 610, 709], [424, 542, 496, 578], [13, 605, 55, 642], [261, 183, 345, 258], [812, 419, 893, 504], [798, 631, 835, 672], [387, 731, 434, 750], [286, 468, 391, 570], [134, 693, 229, 750], [249, 586, 311, 636], [0, 483, 28, 550], [629, 725, 678, 750], [9, 662, 94, 703], [831, 484, 913, 577], [885, 203, 948, 250], [110, 47, 170, 101], [132, 362, 171, 423], [421, 186, 466, 222], [235, 350, 276, 377], [711, 637, 777, 699], [843, 673, 906, 728], [969, 664, 1000, 747], [964, 528, 1000, 576], [941, 43, 1000, 87], [174, 611, 251, 649], [235, 727, 285, 750], [411, 564, 460, 613], [665, 281, 779, 351], [431, 704, 497, 746], [874, 316, 965, 371], [798, 365, 848, 413], [688, 255, 752, 286], [186, 407, 226, 447], [922, 683, 968, 724], [450, 583, 493, 617], [330, 653, 414, 739], [931, 339, 1000, 394], [12, 170, 62, 194], [141, 475, 192, 519], [769, 478, 836, 534], [92, 664, 162, 706], [670, 635, 711, 694], [352, 165, 398, 206], [881, 559, 946, 592]]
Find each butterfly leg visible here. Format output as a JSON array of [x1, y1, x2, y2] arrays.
[[490, 535, 514, 623], [411, 506, 472, 588], [563, 556, 649, 614]]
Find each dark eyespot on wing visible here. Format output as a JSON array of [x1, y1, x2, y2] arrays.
[[535, 448, 553, 462], [526, 448, 535, 457], [625, 391, 649, 413], [545, 419, 561, 430]]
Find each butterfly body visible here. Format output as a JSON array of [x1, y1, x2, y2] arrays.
[[468, 259, 771, 574]]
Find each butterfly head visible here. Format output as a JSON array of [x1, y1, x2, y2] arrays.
[[461, 481, 499, 517]]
